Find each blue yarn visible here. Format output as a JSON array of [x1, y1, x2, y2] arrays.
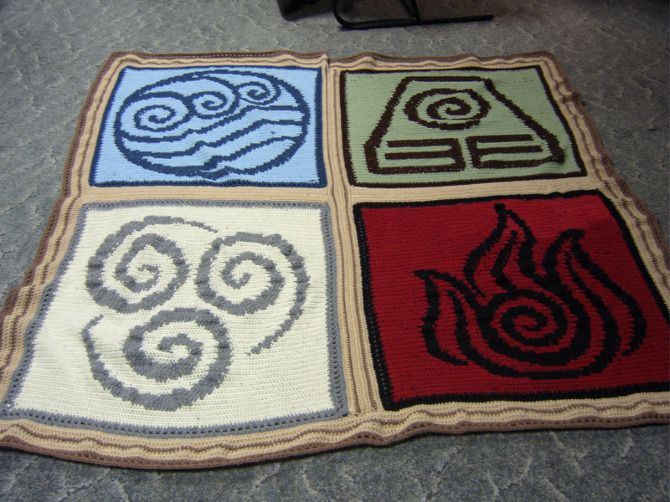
[[90, 66, 325, 187]]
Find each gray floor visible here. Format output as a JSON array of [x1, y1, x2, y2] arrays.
[[0, 0, 668, 500]]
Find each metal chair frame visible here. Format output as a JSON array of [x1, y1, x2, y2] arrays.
[[333, 0, 492, 29]]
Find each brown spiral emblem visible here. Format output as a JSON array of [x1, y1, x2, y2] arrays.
[[404, 88, 491, 130], [361, 75, 565, 175]]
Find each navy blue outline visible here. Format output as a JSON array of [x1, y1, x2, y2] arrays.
[[114, 70, 309, 178], [89, 65, 327, 188]]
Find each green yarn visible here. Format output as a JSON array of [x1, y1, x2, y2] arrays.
[[343, 68, 583, 186]]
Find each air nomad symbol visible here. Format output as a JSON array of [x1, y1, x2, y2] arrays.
[[83, 217, 310, 411]]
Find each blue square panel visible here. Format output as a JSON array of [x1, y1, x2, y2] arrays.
[[90, 66, 325, 187]]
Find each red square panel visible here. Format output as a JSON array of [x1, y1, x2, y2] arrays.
[[354, 191, 669, 410]]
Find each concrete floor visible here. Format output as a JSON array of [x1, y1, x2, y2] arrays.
[[0, 0, 668, 499]]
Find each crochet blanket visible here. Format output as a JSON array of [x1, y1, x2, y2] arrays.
[[0, 51, 667, 469]]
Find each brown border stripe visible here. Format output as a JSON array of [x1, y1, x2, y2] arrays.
[[0, 51, 667, 469]]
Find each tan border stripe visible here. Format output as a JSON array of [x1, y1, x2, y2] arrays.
[[0, 51, 667, 469]]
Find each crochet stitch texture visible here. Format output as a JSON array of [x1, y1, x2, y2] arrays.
[[0, 51, 667, 469]]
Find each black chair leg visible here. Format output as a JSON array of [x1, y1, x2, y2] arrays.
[[333, 0, 493, 30]]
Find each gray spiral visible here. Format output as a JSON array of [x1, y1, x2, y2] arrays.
[[86, 216, 216, 313], [195, 232, 309, 354], [83, 308, 231, 411]]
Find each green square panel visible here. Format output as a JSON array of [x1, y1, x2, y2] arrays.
[[340, 68, 586, 187]]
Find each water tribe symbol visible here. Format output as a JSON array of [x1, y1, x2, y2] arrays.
[[415, 204, 646, 379], [365, 76, 564, 174], [83, 216, 309, 411], [114, 70, 309, 179]]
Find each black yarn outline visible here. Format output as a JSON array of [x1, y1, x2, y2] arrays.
[[353, 191, 669, 410]]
